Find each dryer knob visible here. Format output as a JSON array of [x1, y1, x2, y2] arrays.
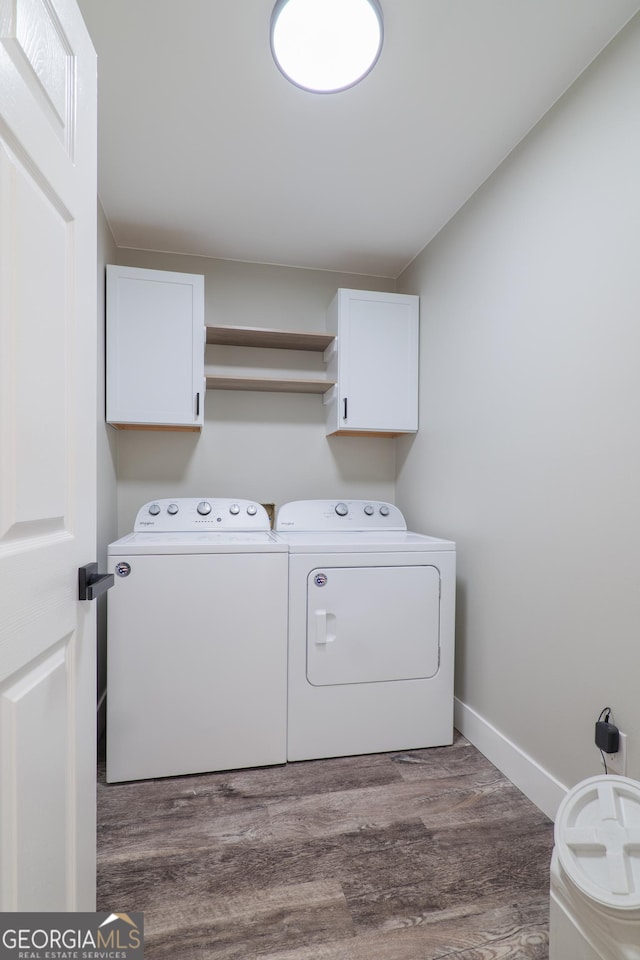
[[197, 501, 212, 515], [148, 503, 161, 516], [379, 505, 390, 516], [246, 504, 257, 516], [167, 503, 179, 515], [335, 502, 349, 516], [364, 505, 374, 516], [229, 503, 240, 515]]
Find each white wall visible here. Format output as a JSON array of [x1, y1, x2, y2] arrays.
[[396, 13, 640, 811], [111, 250, 397, 534]]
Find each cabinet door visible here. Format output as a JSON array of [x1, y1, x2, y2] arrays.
[[106, 265, 204, 430], [327, 289, 419, 435]]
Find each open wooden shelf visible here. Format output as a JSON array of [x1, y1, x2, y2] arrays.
[[206, 325, 334, 352], [206, 324, 335, 396], [206, 375, 335, 395]]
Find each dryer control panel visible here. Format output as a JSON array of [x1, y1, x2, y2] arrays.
[[275, 500, 406, 532], [134, 498, 271, 531]]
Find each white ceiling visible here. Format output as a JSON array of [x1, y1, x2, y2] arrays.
[[77, 0, 640, 278]]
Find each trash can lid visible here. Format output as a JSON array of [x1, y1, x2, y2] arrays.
[[555, 775, 640, 910]]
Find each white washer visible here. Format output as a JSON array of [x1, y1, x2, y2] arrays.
[[107, 498, 288, 783], [274, 500, 456, 762]]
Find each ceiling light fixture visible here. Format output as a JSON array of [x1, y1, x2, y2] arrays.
[[270, 0, 384, 94]]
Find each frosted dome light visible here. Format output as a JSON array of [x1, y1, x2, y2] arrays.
[[270, 0, 384, 94]]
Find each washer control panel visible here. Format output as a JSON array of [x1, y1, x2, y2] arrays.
[[275, 500, 406, 531], [134, 498, 270, 531]]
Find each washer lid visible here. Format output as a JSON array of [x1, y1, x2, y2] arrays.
[[108, 531, 286, 555], [555, 775, 640, 909]]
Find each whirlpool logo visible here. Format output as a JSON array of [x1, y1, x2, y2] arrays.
[[0, 912, 144, 959]]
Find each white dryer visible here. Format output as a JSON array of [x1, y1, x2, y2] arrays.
[[274, 500, 456, 762], [107, 498, 288, 783]]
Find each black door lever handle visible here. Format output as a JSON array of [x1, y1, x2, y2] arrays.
[[78, 563, 114, 601]]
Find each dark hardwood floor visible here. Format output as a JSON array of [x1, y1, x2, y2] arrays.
[[97, 732, 554, 959]]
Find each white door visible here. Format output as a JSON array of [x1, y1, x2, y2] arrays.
[[306, 565, 441, 686], [0, 0, 97, 910]]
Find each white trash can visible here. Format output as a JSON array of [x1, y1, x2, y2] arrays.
[[550, 775, 640, 959]]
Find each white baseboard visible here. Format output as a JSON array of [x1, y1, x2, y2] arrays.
[[454, 697, 568, 821]]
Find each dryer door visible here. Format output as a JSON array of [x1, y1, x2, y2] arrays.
[[306, 565, 440, 686]]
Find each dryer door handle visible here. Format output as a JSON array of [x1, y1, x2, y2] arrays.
[[315, 609, 336, 645]]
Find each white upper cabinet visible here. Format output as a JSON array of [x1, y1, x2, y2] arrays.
[[325, 289, 419, 436], [106, 265, 205, 431]]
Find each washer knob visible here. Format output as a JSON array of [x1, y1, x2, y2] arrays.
[[148, 503, 161, 516], [247, 504, 257, 516], [379, 504, 390, 516], [335, 502, 349, 516], [167, 503, 179, 515], [229, 503, 240, 515], [364, 505, 374, 516], [197, 501, 212, 515]]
